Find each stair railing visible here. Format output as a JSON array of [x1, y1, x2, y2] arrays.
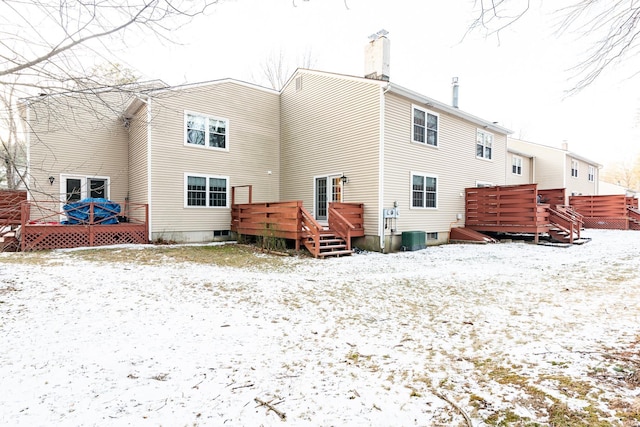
[[548, 206, 577, 243], [300, 206, 324, 258], [628, 206, 640, 223], [328, 206, 355, 250]]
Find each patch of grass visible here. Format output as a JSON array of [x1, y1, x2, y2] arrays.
[[64, 243, 293, 269]]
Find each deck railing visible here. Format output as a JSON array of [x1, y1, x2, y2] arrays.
[[570, 194, 631, 229], [231, 199, 364, 256], [20, 200, 149, 251]]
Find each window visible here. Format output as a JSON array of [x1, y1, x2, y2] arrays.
[[62, 175, 109, 203], [185, 174, 228, 208], [426, 232, 438, 240], [571, 159, 579, 178], [476, 129, 493, 160], [512, 155, 523, 175], [411, 173, 437, 208], [185, 112, 228, 150], [588, 165, 595, 182], [412, 106, 438, 146]]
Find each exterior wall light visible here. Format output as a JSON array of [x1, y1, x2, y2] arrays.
[[341, 176, 349, 184], [49, 176, 55, 185]]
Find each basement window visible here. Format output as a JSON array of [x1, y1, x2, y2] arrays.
[[426, 232, 438, 240]]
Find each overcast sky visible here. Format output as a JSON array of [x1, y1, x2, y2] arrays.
[[117, 0, 640, 167]]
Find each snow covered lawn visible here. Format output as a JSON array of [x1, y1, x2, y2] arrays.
[[1, 229, 639, 426]]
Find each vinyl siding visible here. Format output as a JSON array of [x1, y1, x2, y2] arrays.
[[27, 91, 130, 209], [280, 71, 383, 233], [128, 103, 149, 207], [383, 92, 508, 235], [565, 156, 598, 196], [506, 152, 533, 185], [508, 138, 566, 189], [147, 82, 280, 239]]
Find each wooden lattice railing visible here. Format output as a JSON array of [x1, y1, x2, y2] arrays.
[[20, 200, 149, 251]]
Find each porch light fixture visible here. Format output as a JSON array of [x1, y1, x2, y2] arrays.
[[340, 176, 349, 184], [48, 175, 55, 185]]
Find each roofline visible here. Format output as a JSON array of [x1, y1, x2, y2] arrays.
[[508, 137, 602, 168], [281, 68, 387, 92], [507, 147, 534, 158], [145, 78, 279, 96], [387, 83, 513, 135]]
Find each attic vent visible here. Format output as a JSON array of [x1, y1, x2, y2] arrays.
[[295, 76, 303, 92]]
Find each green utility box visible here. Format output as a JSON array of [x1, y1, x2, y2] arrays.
[[401, 231, 426, 251]]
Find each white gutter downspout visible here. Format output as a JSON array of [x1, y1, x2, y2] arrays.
[[378, 84, 391, 252], [25, 101, 31, 200], [135, 95, 153, 242]]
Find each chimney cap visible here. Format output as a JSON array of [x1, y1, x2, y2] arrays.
[[368, 29, 389, 42]]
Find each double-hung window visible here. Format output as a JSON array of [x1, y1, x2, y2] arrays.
[[571, 159, 579, 178], [411, 173, 437, 208], [185, 174, 229, 208], [588, 165, 595, 182], [412, 106, 438, 147], [512, 155, 523, 175], [476, 129, 493, 160], [185, 112, 228, 150]]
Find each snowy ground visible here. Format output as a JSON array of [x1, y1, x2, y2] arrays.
[[1, 229, 639, 426]]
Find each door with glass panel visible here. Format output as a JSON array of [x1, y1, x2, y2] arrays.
[[315, 175, 343, 221]]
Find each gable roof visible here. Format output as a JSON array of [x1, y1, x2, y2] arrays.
[[285, 68, 512, 135], [509, 137, 602, 168]]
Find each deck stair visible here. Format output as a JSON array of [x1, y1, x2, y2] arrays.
[[303, 231, 353, 258], [628, 206, 640, 230], [547, 205, 584, 244], [449, 227, 498, 243]]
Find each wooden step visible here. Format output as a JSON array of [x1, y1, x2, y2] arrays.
[[317, 249, 353, 258]]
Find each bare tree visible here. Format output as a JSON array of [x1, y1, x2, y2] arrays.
[[1, 0, 217, 96], [601, 156, 640, 190], [257, 49, 316, 90], [468, 0, 640, 93], [0, 82, 27, 189]]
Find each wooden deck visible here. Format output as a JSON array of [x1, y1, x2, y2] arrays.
[[231, 187, 364, 258], [10, 199, 149, 251], [570, 194, 640, 230], [464, 184, 583, 243]]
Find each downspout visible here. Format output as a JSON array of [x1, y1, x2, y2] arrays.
[[25, 101, 31, 200], [135, 94, 153, 242], [378, 83, 391, 252]]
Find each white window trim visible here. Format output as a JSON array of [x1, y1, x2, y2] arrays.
[[512, 155, 523, 176], [184, 110, 230, 152], [588, 165, 595, 182], [410, 171, 438, 210], [184, 172, 230, 208], [411, 104, 439, 148], [571, 159, 579, 178], [59, 174, 111, 202], [476, 129, 494, 161]]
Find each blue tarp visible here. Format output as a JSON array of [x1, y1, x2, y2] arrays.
[[62, 198, 121, 225]]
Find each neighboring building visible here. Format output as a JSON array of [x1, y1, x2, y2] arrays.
[[507, 138, 601, 200], [506, 148, 534, 186], [599, 180, 638, 198], [23, 35, 513, 251]]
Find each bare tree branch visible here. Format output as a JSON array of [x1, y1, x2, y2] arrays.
[[466, 0, 640, 93]]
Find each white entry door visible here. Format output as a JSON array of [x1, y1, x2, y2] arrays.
[[315, 175, 343, 221]]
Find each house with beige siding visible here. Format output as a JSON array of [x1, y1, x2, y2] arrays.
[[506, 148, 534, 186], [281, 67, 510, 251], [24, 35, 513, 251], [507, 138, 601, 201]]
